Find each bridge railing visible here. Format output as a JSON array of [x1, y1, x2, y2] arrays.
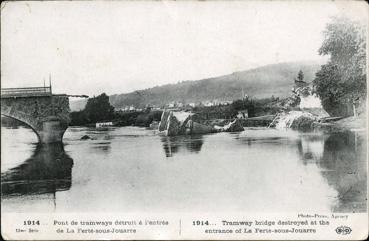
[[1, 87, 52, 97]]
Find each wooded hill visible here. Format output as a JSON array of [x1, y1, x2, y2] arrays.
[[71, 61, 323, 111]]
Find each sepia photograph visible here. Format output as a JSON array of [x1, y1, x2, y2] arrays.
[[1, 0, 368, 240]]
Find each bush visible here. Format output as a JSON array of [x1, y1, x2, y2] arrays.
[[70, 111, 89, 126], [135, 110, 163, 127]]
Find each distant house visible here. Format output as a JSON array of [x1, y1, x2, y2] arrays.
[[168, 102, 175, 108], [204, 101, 215, 107], [220, 101, 232, 106], [96, 122, 113, 128], [188, 103, 196, 107]]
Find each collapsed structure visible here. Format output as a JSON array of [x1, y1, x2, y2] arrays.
[[158, 110, 244, 136]]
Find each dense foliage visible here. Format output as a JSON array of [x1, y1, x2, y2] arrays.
[[135, 110, 163, 127], [84, 93, 115, 122], [113, 111, 141, 127], [69, 110, 89, 126], [70, 93, 115, 125], [190, 97, 281, 120], [231, 99, 255, 117], [313, 17, 366, 116], [70, 96, 163, 127]]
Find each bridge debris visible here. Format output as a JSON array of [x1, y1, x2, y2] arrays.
[[158, 110, 244, 136], [215, 119, 244, 132]]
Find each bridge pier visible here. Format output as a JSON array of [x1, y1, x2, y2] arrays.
[[38, 120, 68, 144]]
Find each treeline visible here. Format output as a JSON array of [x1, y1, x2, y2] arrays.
[[69, 93, 162, 127], [192, 96, 280, 121], [70, 93, 282, 128], [115, 110, 162, 127]]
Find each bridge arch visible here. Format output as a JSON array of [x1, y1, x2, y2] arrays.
[[1, 114, 41, 141], [1, 94, 70, 144]]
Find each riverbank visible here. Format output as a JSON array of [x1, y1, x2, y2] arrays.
[[334, 116, 367, 130], [313, 116, 366, 132]]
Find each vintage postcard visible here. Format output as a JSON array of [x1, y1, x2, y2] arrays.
[[1, 0, 368, 240]]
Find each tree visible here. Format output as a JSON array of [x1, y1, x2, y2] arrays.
[[231, 98, 255, 117], [70, 110, 89, 126], [297, 70, 304, 82], [313, 16, 366, 116], [232, 99, 248, 111], [84, 93, 115, 123], [314, 64, 346, 116]]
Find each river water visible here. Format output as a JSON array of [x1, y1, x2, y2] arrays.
[[1, 125, 367, 213]]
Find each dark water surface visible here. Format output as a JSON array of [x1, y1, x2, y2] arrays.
[[1, 125, 367, 213]]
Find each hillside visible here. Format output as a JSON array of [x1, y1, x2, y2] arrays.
[[70, 61, 322, 111]]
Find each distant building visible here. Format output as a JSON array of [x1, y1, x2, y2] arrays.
[[96, 122, 113, 128], [204, 101, 215, 107], [168, 102, 175, 108], [220, 101, 232, 106], [188, 103, 196, 107]]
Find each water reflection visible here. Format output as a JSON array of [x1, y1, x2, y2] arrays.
[[91, 141, 112, 152], [1, 143, 74, 196], [161, 135, 204, 157], [298, 131, 367, 212], [85, 129, 113, 152], [297, 134, 326, 163], [1, 125, 367, 213]]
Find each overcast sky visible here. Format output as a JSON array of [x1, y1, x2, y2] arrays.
[[1, 1, 366, 96]]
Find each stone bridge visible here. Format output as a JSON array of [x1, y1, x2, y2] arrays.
[[1, 87, 71, 143]]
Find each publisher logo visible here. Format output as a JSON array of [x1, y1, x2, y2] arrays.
[[335, 226, 352, 235]]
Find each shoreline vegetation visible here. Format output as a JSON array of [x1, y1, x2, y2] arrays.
[[65, 92, 365, 133]]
